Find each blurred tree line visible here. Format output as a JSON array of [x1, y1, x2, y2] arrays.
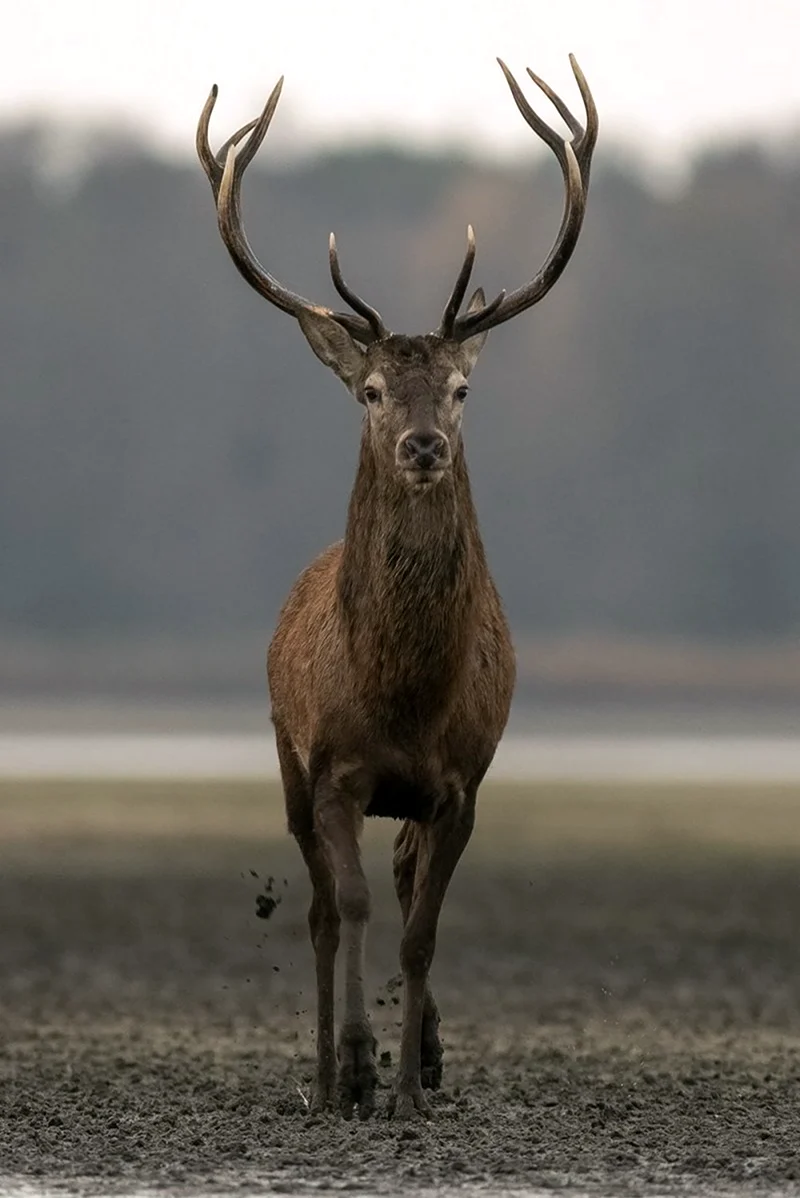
[[1, 123, 799, 691]]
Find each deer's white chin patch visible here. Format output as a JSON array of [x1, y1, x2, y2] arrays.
[[403, 468, 445, 492]]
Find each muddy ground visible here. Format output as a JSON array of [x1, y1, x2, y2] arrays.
[[3, 780, 800, 1195]]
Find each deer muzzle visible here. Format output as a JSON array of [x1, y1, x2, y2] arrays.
[[396, 431, 450, 478]]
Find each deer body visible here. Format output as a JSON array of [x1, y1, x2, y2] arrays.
[[271, 424, 515, 816], [197, 55, 597, 1119]]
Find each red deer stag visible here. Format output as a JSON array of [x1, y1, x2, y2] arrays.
[[197, 55, 597, 1120]]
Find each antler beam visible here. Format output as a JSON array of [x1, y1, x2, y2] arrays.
[[440, 54, 598, 341], [197, 82, 387, 344]]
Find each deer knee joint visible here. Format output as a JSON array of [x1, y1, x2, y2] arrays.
[[309, 896, 340, 949], [337, 875, 371, 925]]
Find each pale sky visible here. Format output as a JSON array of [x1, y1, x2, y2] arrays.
[[9, 0, 800, 176]]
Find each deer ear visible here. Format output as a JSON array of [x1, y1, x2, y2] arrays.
[[460, 288, 489, 374], [297, 309, 365, 390]]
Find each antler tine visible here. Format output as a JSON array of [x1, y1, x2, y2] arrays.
[[527, 54, 598, 188], [497, 56, 586, 249], [451, 56, 595, 341], [198, 81, 384, 344], [526, 68, 582, 138], [467, 285, 506, 326], [438, 225, 476, 339], [495, 58, 573, 176], [232, 77, 284, 173], [437, 227, 509, 340], [196, 85, 258, 202], [567, 54, 599, 188], [196, 86, 221, 190], [329, 233, 388, 341]]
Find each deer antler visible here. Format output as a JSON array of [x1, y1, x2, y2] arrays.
[[196, 82, 388, 344], [439, 54, 598, 341]]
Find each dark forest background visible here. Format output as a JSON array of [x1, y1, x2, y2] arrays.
[[2, 122, 799, 697]]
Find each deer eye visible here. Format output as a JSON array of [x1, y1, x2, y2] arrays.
[[454, 385, 469, 402], [364, 386, 382, 404]]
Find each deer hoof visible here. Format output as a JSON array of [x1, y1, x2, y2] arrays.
[[387, 1082, 432, 1120], [337, 1024, 378, 1120], [309, 1062, 336, 1114], [310, 1086, 334, 1115]]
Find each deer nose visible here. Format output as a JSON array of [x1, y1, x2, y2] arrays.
[[400, 432, 449, 471]]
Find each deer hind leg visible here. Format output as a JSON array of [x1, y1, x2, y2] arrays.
[[314, 767, 377, 1120], [388, 785, 476, 1120], [393, 821, 443, 1091], [277, 731, 340, 1111]]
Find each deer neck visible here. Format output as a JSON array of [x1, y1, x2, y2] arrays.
[[338, 434, 484, 715]]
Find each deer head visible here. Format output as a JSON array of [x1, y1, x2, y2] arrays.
[[196, 56, 598, 490]]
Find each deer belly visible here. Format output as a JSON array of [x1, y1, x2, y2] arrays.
[[365, 773, 439, 822]]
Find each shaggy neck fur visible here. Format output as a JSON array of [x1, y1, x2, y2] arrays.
[[338, 430, 487, 730]]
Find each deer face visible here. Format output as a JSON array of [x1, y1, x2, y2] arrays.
[[361, 337, 477, 490], [296, 317, 487, 491]]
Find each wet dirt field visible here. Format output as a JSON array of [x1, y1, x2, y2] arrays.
[[3, 779, 800, 1195]]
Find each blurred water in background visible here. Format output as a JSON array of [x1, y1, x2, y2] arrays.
[[4, 700, 800, 781]]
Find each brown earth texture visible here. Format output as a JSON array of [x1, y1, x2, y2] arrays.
[[2, 779, 800, 1196]]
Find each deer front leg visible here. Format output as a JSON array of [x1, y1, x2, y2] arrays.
[[388, 788, 476, 1120], [298, 838, 339, 1111], [315, 772, 377, 1120], [393, 821, 443, 1090], [278, 732, 339, 1112]]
